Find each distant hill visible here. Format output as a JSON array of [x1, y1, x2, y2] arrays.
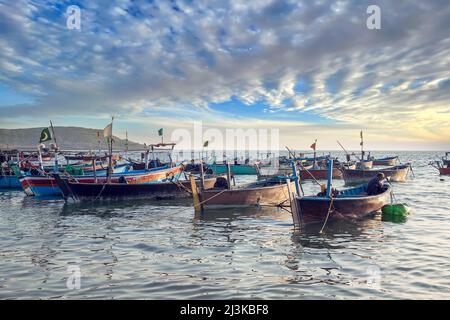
[[0, 126, 145, 151]]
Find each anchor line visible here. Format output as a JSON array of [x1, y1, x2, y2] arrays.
[[319, 195, 335, 234]]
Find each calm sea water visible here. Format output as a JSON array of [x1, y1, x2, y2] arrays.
[[0, 151, 449, 299]]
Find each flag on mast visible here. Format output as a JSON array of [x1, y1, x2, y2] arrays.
[[158, 128, 163, 136], [103, 123, 112, 138], [203, 140, 209, 148], [39, 128, 52, 143], [310, 140, 317, 150]]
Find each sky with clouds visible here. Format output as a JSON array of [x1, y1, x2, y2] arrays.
[[0, 0, 449, 150]]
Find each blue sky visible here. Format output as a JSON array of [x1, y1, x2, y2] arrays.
[[0, 0, 449, 150]]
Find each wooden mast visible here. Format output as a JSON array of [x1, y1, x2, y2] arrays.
[[107, 117, 114, 183], [49, 120, 59, 172], [360, 130, 364, 160]]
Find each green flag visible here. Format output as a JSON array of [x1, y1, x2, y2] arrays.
[[158, 128, 163, 136], [203, 140, 209, 148], [39, 128, 52, 143]]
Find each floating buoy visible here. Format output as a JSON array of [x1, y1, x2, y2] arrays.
[[382, 203, 410, 222]]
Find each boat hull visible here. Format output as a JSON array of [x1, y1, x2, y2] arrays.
[[54, 176, 217, 201], [342, 165, 410, 185], [294, 185, 392, 225], [209, 164, 258, 175], [19, 166, 183, 197], [299, 168, 343, 180], [201, 182, 289, 208], [0, 175, 22, 189], [439, 167, 450, 175]]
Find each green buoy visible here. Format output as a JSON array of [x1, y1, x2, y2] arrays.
[[382, 203, 410, 223]]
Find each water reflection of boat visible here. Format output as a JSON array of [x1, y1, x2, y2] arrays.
[[284, 218, 384, 286], [193, 206, 288, 222], [291, 215, 383, 248]]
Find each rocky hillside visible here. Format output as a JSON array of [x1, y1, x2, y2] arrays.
[[0, 126, 144, 150]]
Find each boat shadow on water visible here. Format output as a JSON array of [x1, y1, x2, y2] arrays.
[[292, 213, 383, 249], [193, 206, 289, 222], [58, 197, 193, 217]]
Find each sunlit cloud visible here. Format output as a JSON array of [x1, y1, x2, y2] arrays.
[[0, 0, 449, 150]]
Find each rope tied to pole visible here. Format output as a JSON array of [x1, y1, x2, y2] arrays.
[[319, 195, 335, 234]]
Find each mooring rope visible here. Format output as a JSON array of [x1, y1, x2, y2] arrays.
[[319, 195, 335, 234], [299, 162, 323, 187]]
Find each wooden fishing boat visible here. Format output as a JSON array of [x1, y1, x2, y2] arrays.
[[341, 164, 410, 185], [199, 179, 289, 208], [357, 160, 373, 170], [257, 163, 310, 177], [0, 162, 22, 189], [371, 156, 398, 166], [442, 153, 450, 166], [342, 162, 357, 170], [429, 159, 449, 175], [209, 163, 258, 175], [293, 183, 392, 225], [53, 174, 218, 202], [17, 165, 183, 197], [299, 168, 343, 180]]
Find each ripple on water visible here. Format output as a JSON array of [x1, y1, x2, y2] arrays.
[[0, 151, 450, 299]]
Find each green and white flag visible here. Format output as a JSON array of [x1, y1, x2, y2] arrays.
[[158, 128, 163, 136], [39, 128, 52, 143]]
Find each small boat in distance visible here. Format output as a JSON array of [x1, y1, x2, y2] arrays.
[[429, 159, 450, 175]]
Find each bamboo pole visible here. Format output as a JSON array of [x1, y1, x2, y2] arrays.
[[190, 174, 202, 213]]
